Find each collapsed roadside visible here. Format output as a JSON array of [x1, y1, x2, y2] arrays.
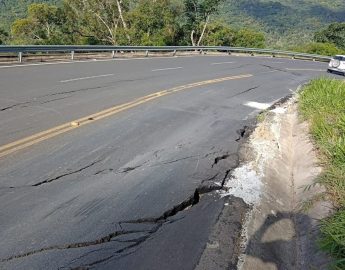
[[224, 79, 345, 269]]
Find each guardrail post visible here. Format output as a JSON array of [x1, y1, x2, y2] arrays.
[[18, 52, 23, 63], [173, 50, 176, 56], [145, 50, 149, 57], [71, 51, 75, 60], [228, 51, 231, 55], [112, 50, 115, 58]]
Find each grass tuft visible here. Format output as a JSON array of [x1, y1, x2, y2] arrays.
[[319, 211, 345, 270]]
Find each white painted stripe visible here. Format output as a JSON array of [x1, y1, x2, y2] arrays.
[[211, 61, 235, 65], [0, 61, 74, 69], [244, 101, 271, 110], [0, 56, 180, 69], [258, 70, 278, 75], [286, 68, 324, 71], [151, 67, 183, 72], [60, 74, 114, 83], [2, 55, 240, 70]]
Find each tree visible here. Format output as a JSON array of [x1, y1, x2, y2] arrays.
[[127, 0, 184, 46], [65, 0, 131, 45], [184, 0, 224, 46], [11, 3, 63, 44], [233, 28, 265, 48], [0, 28, 8, 44], [11, 19, 35, 43], [314, 23, 345, 50], [28, 3, 59, 39], [202, 22, 236, 46]]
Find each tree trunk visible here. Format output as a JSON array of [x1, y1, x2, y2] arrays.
[[46, 22, 51, 38], [197, 15, 210, 46], [191, 30, 196, 46], [116, 0, 131, 43], [94, 13, 116, 45]]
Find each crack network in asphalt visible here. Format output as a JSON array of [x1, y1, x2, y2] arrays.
[[32, 160, 104, 187], [0, 132, 254, 269], [0, 150, 241, 267]]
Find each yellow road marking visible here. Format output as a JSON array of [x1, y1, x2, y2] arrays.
[[0, 74, 252, 158]]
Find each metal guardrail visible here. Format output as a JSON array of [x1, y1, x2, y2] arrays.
[[0, 45, 331, 63]]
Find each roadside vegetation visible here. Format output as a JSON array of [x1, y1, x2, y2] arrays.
[[291, 23, 345, 56], [2, 0, 345, 47], [299, 78, 345, 269], [292, 42, 345, 57], [1, 0, 266, 48]]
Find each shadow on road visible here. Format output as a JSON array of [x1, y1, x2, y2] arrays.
[[243, 211, 327, 270]]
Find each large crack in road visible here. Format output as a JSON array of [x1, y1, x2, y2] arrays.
[[0, 141, 247, 268]]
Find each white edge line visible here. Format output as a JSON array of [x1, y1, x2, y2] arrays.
[[211, 61, 235, 65], [0, 54, 227, 69], [286, 68, 324, 71], [151, 67, 183, 72], [0, 55, 181, 69], [60, 74, 114, 83]]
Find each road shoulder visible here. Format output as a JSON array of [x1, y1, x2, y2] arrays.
[[235, 97, 331, 269]]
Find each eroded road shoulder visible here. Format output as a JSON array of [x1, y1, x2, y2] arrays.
[[235, 97, 331, 270]]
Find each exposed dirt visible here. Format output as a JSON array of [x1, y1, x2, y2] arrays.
[[235, 97, 332, 270]]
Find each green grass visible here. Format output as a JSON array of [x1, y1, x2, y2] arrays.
[[256, 110, 268, 122], [299, 77, 345, 269], [319, 211, 345, 270]]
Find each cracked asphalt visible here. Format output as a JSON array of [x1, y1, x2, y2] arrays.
[[0, 55, 329, 269]]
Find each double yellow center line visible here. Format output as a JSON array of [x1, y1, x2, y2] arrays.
[[0, 73, 252, 158]]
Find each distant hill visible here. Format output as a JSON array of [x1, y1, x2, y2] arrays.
[[1, 0, 345, 47], [219, 0, 345, 47]]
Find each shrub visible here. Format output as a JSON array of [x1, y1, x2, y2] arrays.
[[293, 42, 344, 56]]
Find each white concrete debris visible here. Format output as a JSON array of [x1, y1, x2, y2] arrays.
[[271, 106, 287, 114], [220, 163, 262, 205], [220, 100, 293, 206], [244, 101, 271, 110]]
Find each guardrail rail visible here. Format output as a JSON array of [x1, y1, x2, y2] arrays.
[[0, 45, 331, 63]]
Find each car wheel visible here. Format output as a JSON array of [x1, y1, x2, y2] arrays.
[[332, 59, 340, 68], [327, 69, 332, 73]]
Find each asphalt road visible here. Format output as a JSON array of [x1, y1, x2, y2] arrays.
[[0, 55, 331, 269]]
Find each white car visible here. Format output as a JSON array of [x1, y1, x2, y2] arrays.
[[328, 55, 345, 76]]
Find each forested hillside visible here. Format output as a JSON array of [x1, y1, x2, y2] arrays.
[[219, 0, 345, 47], [0, 0, 345, 49]]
